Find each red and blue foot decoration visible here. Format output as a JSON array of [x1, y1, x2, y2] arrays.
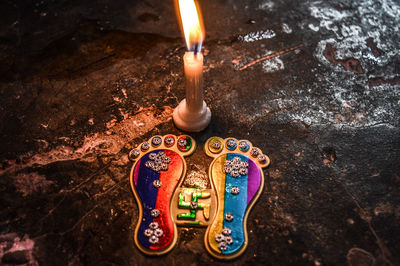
[[129, 135, 195, 255]]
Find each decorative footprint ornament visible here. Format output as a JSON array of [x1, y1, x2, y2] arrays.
[[203, 137, 270, 260], [129, 134, 195, 255]]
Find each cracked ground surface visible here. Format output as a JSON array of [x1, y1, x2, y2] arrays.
[[0, 0, 399, 265]]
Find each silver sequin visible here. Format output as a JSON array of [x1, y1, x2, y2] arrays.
[[215, 234, 225, 243], [145, 161, 154, 169], [165, 137, 174, 145], [240, 161, 249, 168], [224, 166, 232, 174], [145, 151, 171, 173], [161, 163, 169, 171], [149, 235, 159, 244], [190, 201, 198, 209], [149, 222, 159, 230], [141, 142, 150, 150], [257, 154, 267, 163], [231, 186, 240, 195], [144, 229, 153, 237], [149, 153, 157, 160], [222, 227, 232, 236], [212, 141, 221, 149], [151, 209, 160, 218], [233, 157, 241, 163], [231, 169, 240, 177], [250, 147, 259, 157], [225, 213, 234, 222], [178, 139, 187, 147], [218, 242, 227, 251], [154, 228, 163, 237], [130, 149, 140, 159], [216, 227, 234, 250], [227, 139, 237, 149], [239, 141, 250, 151], [153, 164, 161, 173], [239, 141, 247, 149], [152, 137, 162, 146], [224, 157, 248, 177], [239, 167, 248, 176], [153, 180, 162, 188]]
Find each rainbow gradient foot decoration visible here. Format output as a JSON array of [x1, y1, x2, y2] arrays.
[[204, 137, 270, 260], [129, 134, 195, 255]]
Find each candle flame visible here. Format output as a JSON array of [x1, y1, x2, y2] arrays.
[[177, 0, 205, 53]]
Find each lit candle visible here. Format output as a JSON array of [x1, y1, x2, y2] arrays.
[[173, 0, 211, 132]]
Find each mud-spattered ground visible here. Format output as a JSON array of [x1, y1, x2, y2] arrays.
[[0, 0, 399, 265]]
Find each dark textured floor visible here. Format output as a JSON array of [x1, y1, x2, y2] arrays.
[[0, 0, 399, 265]]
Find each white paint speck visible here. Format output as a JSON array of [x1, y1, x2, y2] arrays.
[[308, 24, 319, 32], [261, 51, 284, 73], [238, 30, 276, 42], [258, 1, 275, 11], [282, 23, 293, 34], [223, 2, 399, 130]]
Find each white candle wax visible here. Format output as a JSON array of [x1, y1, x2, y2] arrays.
[[184, 52, 203, 112], [172, 51, 211, 132]]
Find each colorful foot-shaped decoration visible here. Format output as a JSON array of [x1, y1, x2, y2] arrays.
[[204, 137, 270, 260], [129, 134, 196, 255]]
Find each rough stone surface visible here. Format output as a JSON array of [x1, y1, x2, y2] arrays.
[[0, 0, 399, 265], [1, 250, 30, 265]]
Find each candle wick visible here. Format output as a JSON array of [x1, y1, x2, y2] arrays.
[[194, 42, 202, 55], [186, 42, 202, 55]]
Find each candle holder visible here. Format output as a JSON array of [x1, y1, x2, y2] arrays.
[[173, 98, 211, 132]]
